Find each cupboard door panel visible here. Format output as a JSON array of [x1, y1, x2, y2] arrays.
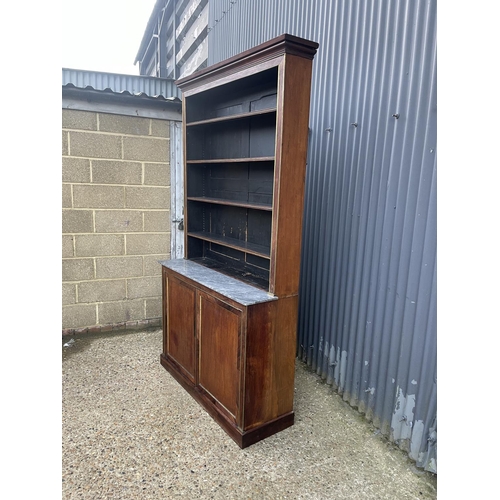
[[166, 276, 196, 382], [198, 294, 241, 418]]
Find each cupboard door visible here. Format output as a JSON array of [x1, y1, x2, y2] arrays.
[[198, 293, 241, 420], [166, 275, 196, 383]]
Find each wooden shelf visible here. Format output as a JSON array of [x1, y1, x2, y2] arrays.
[[187, 196, 272, 211], [186, 108, 276, 127], [188, 231, 271, 259], [186, 157, 274, 164]]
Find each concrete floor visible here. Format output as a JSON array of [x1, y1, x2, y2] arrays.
[[62, 328, 437, 499]]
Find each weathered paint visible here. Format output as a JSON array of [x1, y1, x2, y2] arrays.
[[136, 0, 208, 79], [170, 121, 185, 259], [391, 386, 415, 441], [410, 419, 425, 461]]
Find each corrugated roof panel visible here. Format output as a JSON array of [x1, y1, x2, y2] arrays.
[[62, 68, 181, 99]]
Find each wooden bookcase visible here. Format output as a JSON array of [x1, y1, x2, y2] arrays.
[[160, 34, 318, 448]]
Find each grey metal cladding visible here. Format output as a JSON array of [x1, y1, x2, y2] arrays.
[[135, 0, 209, 80], [207, 0, 437, 473]]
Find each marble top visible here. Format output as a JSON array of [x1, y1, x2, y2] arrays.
[[159, 259, 277, 306]]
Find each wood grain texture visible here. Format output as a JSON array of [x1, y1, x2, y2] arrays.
[[198, 292, 241, 419], [165, 275, 196, 382], [271, 54, 314, 297], [272, 295, 299, 415], [243, 301, 275, 429], [243, 296, 298, 430]]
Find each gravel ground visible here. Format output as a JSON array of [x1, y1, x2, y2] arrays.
[[62, 328, 437, 499]]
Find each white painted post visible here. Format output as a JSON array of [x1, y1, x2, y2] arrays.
[[170, 120, 184, 259]]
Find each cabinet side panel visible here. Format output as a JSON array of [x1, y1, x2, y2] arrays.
[[244, 296, 298, 430], [162, 267, 167, 355], [272, 54, 314, 297], [166, 275, 196, 382], [273, 295, 299, 415], [243, 301, 276, 429], [199, 294, 240, 418]]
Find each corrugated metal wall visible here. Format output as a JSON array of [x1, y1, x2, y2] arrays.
[[136, 0, 208, 80], [174, 0, 209, 77], [208, 0, 437, 472]]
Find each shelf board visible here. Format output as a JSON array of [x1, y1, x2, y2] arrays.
[[189, 257, 270, 290], [187, 196, 272, 211], [186, 108, 276, 127], [188, 232, 271, 259], [186, 157, 274, 164]]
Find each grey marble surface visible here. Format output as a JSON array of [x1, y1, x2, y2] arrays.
[[159, 259, 277, 306]]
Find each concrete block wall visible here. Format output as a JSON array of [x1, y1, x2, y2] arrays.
[[62, 109, 171, 334]]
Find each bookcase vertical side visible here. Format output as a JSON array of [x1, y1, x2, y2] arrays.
[[182, 94, 189, 258], [271, 53, 315, 297]]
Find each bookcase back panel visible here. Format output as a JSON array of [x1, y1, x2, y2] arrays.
[[247, 210, 272, 246], [185, 67, 278, 122], [186, 114, 276, 161], [187, 162, 274, 206], [249, 116, 276, 158], [187, 202, 272, 247], [245, 253, 270, 270], [248, 162, 274, 205], [208, 242, 245, 261], [210, 204, 249, 240], [208, 165, 249, 202], [186, 236, 204, 258], [250, 93, 277, 112], [192, 248, 270, 290], [186, 198, 272, 290]]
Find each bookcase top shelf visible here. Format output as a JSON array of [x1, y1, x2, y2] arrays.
[[186, 108, 276, 127]]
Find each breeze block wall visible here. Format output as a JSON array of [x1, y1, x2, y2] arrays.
[[62, 109, 171, 334]]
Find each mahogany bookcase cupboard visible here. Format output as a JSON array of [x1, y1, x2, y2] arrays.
[[160, 34, 318, 448]]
